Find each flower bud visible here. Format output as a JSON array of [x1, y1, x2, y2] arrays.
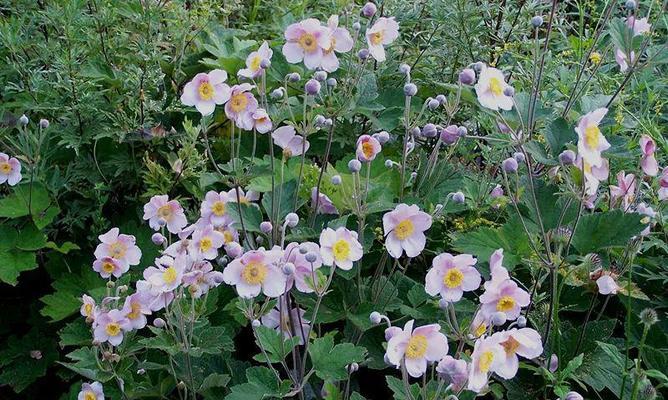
[[439, 298, 450, 310], [559, 149, 576, 165], [436, 94, 446, 104], [285, 212, 299, 227], [457, 126, 468, 137], [358, 48, 370, 60], [428, 98, 440, 110], [411, 126, 421, 137], [348, 362, 359, 373], [565, 392, 583, 400], [422, 123, 438, 138], [410, 171, 418, 180], [137, 368, 146, 375], [348, 159, 362, 173], [473, 62, 485, 72], [30, 350, 42, 360], [305, 79, 321, 95], [314, 114, 326, 126], [324, 118, 333, 127], [326, 78, 337, 87], [106, 280, 115, 289], [491, 312, 507, 326], [151, 233, 166, 246], [517, 315, 527, 328], [369, 311, 382, 325], [513, 152, 525, 164], [440, 125, 459, 145], [503, 86, 515, 97], [287, 72, 301, 82], [177, 381, 186, 390], [549, 354, 558, 372], [502, 157, 519, 173], [260, 58, 271, 69], [39, 119, 49, 129], [452, 191, 465, 204], [216, 256, 228, 267], [282, 262, 296, 275], [252, 319, 261, 328], [299, 243, 309, 254], [361, 2, 377, 18], [384, 159, 394, 168], [352, 21, 361, 31], [399, 63, 411, 75], [260, 221, 273, 233], [314, 71, 327, 82], [305, 252, 318, 263], [153, 318, 166, 328], [374, 131, 390, 144], [531, 16, 544, 28], [270, 88, 285, 99], [331, 175, 342, 185], [404, 83, 418, 97], [625, 0, 636, 9], [18, 114, 29, 126], [225, 242, 243, 258], [459, 68, 476, 85]]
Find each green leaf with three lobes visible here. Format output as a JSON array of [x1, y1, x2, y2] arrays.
[[309, 334, 367, 381], [253, 325, 300, 363], [571, 210, 645, 254], [224, 366, 291, 400]]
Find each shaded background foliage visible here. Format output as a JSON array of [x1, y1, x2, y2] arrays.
[[1, 0, 667, 399]]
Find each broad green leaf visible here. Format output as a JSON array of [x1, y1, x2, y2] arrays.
[[309, 335, 367, 381], [253, 325, 299, 363], [578, 341, 632, 398], [0, 329, 58, 393], [571, 210, 644, 254], [0, 248, 37, 285], [545, 117, 575, 155]]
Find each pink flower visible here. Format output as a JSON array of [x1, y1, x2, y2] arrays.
[[144, 255, 188, 294], [222, 248, 285, 298], [366, 17, 400, 62], [660, 167, 668, 201], [216, 223, 239, 245], [469, 310, 491, 338], [80, 294, 97, 320], [490, 328, 543, 379], [596, 274, 619, 295], [93, 228, 142, 270], [615, 48, 635, 72], [425, 252, 481, 302], [576, 156, 609, 196], [93, 309, 130, 346], [121, 293, 152, 330], [626, 16, 651, 36], [200, 190, 233, 227], [319, 227, 363, 270], [474, 66, 513, 111], [225, 83, 258, 130], [182, 260, 224, 298], [238, 41, 273, 79], [282, 18, 331, 69], [181, 70, 231, 116], [78, 381, 104, 400], [252, 108, 272, 133], [136, 279, 174, 312], [283, 242, 322, 293], [356, 134, 382, 162], [382, 204, 432, 258], [576, 108, 610, 167], [272, 125, 309, 158], [311, 187, 338, 215], [609, 171, 636, 210], [636, 202, 656, 236], [436, 356, 468, 392], [261, 298, 311, 345], [479, 269, 530, 321], [92, 256, 127, 279], [189, 224, 225, 260], [484, 249, 510, 289], [467, 335, 505, 392], [385, 320, 448, 378], [320, 15, 354, 72], [0, 153, 21, 186], [490, 184, 504, 198], [143, 195, 188, 234], [639, 135, 658, 176], [227, 187, 260, 204]]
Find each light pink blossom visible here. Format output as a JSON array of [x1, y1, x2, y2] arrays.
[[467, 335, 505, 392], [480, 280, 530, 321], [0, 153, 21, 186], [261, 298, 311, 345], [283, 241, 322, 293], [227, 187, 260, 204], [425, 252, 481, 302], [200, 190, 233, 227], [490, 328, 543, 379], [272, 125, 309, 158], [639, 135, 658, 176], [143, 195, 188, 234], [596, 274, 619, 295], [189, 224, 225, 260], [615, 48, 635, 72], [436, 356, 468, 392], [474, 67, 513, 111], [356, 134, 382, 162], [383, 204, 432, 258], [311, 187, 338, 215], [181, 70, 231, 116], [93, 228, 141, 270], [238, 41, 273, 79], [609, 171, 636, 210], [385, 319, 448, 378], [225, 83, 258, 130], [319, 227, 363, 270], [660, 167, 668, 200], [93, 309, 130, 346], [366, 17, 400, 62], [626, 16, 651, 36], [182, 260, 224, 298], [320, 15, 354, 72], [222, 248, 285, 298], [80, 294, 97, 320], [78, 381, 104, 400], [252, 108, 272, 133], [144, 255, 188, 294], [92, 256, 127, 279], [121, 292, 152, 330], [282, 18, 331, 69], [575, 108, 610, 167], [576, 156, 609, 196]]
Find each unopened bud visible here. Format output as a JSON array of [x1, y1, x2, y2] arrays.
[[153, 318, 166, 328], [548, 354, 558, 372], [285, 213, 299, 228], [369, 311, 382, 325], [403, 83, 418, 97], [260, 221, 273, 233]]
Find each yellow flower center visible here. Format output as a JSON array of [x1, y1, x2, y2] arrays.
[[163, 266, 178, 284], [242, 261, 267, 285], [84, 303, 94, 317], [105, 322, 121, 336], [369, 31, 384, 45], [282, 148, 293, 158], [198, 81, 215, 101], [478, 350, 495, 373], [108, 242, 127, 259], [199, 237, 213, 252], [0, 162, 12, 174], [583, 161, 592, 174], [102, 261, 116, 274], [127, 301, 142, 320], [298, 33, 317, 51], [584, 125, 600, 149], [443, 268, 464, 288], [489, 77, 503, 96], [362, 142, 375, 159], [230, 93, 248, 113], [223, 231, 234, 244], [250, 55, 262, 71], [211, 201, 226, 216], [394, 219, 414, 240], [157, 205, 173, 220], [405, 334, 428, 359], [589, 52, 602, 64], [332, 239, 351, 261], [84, 391, 97, 400], [496, 296, 516, 312], [474, 322, 487, 337], [501, 335, 520, 356]]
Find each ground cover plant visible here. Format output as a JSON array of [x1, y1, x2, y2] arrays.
[[0, 0, 667, 399]]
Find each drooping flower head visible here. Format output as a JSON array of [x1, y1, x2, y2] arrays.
[[121, 292, 152, 330], [467, 335, 505, 392], [225, 83, 259, 130], [78, 381, 104, 400], [93, 228, 142, 270], [609, 171, 636, 211], [200, 190, 233, 227], [626, 16, 651, 36], [319, 227, 363, 270], [80, 294, 97, 320], [93, 309, 130, 346], [596, 274, 619, 295], [261, 298, 311, 345], [222, 248, 285, 298], [490, 328, 543, 379], [615, 48, 636, 72], [252, 108, 272, 133], [181, 70, 231, 116], [272, 125, 309, 158], [143, 195, 188, 234], [189, 224, 225, 260], [639, 135, 658, 176], [575, 155, 609, 196], [283, 241, 323, 293], [238, 41, 273, 79], [320, 15, 354, 72], [474, 66, 513, 111], [311, 188, 338, 215], [282, 18, 331, 69], [659, 167, 668, 201], [575, 108, 610, 167], [366, 17, 400, 62], [425, 252, 481, 302], [356, 134, 382, 162], [636, 202, 656, 236], [0, 153, 21, 186], [92, 256, 127, 279], [385, 319, 448, 378], [436, 356, 469, 392], [383, 204, 432, 258]]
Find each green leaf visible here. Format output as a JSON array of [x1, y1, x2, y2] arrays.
[[15, 223, 47, 251], [0, 329, 58, 393], [519, 181, 578, 232], [0, 183, 59, 228], [0, 248, 37, 285], [578, 341, 632, 398], [191, 325, 235, 356], [253, 326, 299, 363], [225, 366, 289, 400], [309, 335, 367, 381], [545, 117, 575, 155], [386, 376, 421, 400], [45, 241, 80, 254], [571, 210, 644, 254], [40, 269, 103, 322], [58, 319, 92, 347], [227, 203, 263, 233], [199, 373, 231, 392]]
